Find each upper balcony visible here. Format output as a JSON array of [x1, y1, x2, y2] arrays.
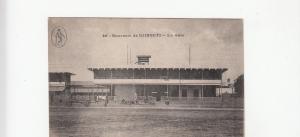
[[93, 79, 222, 85], [88, 67, 227, 80]]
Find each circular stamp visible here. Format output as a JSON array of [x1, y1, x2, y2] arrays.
[[51, 26, 68, 48]]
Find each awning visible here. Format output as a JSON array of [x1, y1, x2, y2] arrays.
[[49, 86, 65, 92], [71, 89, 110, 93]]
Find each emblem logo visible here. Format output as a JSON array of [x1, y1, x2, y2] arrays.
[[51, 26, 67, 48]]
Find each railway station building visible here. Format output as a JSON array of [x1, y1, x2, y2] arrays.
[[88, 67, 228, 101]]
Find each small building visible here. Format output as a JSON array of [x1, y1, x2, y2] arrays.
[[216, 85, 234, 97], [48, 72, 74, 105], [234, 74, 244, 97]]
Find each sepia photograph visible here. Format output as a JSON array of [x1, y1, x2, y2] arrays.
[[48, 18, 244, 137]]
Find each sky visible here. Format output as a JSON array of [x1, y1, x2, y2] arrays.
[[49, 18, 243, 81]]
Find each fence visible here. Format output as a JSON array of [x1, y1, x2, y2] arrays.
[[160, 96, 243, 108], [50, 92, 243, 108]]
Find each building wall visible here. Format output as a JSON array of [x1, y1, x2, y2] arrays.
[[113, 85, 217, 101], [49, 73, 72, 85]]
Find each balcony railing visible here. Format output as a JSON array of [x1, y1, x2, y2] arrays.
[[93, 79, 222, 85]]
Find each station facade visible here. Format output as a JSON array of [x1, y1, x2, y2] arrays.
[[88, 67, 227, 101]]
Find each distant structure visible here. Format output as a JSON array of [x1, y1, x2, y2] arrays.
[[49, 72, 74, 93], [234, 74, 244, 97], [216, 85, 234, 97], [48, 72, 74, 105]]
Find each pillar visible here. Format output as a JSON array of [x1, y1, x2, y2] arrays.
[[178, 69, 181, 98], [110, 84, 112, 96], [167, 85, 169, 97], [143, 84, 146, 97], [144, 68, 146, 97], [201, 85, 204, 97], [110, 69, 113, 97]]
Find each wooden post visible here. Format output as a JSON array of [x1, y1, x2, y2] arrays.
[[178, 69, 181, 98], [220, 74, 223, 98], [218, 86, 220, 97], [143, 84, 146, 97], [201, 85, 204, 97], [167, 85, 169, 98], [88, 88, 90, 100], [144, 68, 146, 97], [132, 68, 135, 96], [144, 68, 146, 79], [92, 88, 94, 101], [110, 69, 112, 98], [110, 85, 112, 96], [167, 69, 169, 98], [107, 85, 109, 99]]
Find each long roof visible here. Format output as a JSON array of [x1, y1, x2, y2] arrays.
[[49, 72, 76, 75], [88, 67, 228, 72], [70, 81, 105, 88]]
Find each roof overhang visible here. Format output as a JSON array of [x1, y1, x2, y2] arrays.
[[49, 72, 76, 75], [88, 67, 228, 73], [49, 86, 65, 92]]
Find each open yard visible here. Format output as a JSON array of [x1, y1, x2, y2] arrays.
[[50, 107, 243, 137]]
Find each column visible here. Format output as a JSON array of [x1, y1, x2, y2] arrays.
[[132, 69, 135, 97], [178, 69, 181, 98], [220, 70, 223, 97], [167, 85, 169, 98], [144, 68, 146, 97], [201, 85, 204, 97], [110, 69, 112, 97], [92, 88, 95, 101], [167, 69, 169, 98], [143, 84, 146, 97]]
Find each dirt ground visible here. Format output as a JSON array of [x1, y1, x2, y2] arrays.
[[50, 107, 243, 137]]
